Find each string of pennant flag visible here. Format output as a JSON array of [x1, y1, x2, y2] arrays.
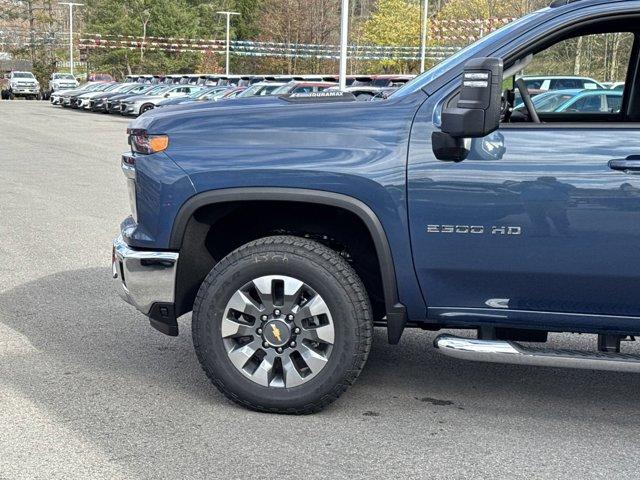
[[79, 39, 460, 61], [79, 35, 462, 61], [77, 17, 514, 60]]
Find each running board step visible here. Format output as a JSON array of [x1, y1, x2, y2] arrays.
[[434, 334, 640, 373]]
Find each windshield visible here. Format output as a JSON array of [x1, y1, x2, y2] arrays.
[[80, 83, 103, 92], [13, 72, 35, 79], [94, 83, 114, 91], [196, 87, 224, 99], [147, 85, 172, 95], [240, 83, 283, 97], [105, 83, 125, 92], [238, 84, 266, 97], [392, 10, 544, 97], [54, 74, 75, 80], [272, 83, 296, 94]]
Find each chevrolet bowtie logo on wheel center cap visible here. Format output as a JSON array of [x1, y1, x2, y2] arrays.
[[262, 320, 291, 348]]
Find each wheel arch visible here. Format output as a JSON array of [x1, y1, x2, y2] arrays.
[[170, 188, 407, 343]]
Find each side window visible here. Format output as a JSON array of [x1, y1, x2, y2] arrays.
[[514, 32, 634, 121], [524, 79, 543, 90], [550, 78, 582, 90], [565, 95, 603, 113]]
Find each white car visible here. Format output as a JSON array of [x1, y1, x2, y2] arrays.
[[48, 73, 79, 97], [120, 85, 202, 116], [50, 82, 105, 106], [75, 83, 132, 109], [2, 71, 40, 100], [519, 75, 604, 93]]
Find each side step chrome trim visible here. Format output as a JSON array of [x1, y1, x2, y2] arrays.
[[434, 334, 640, 373]]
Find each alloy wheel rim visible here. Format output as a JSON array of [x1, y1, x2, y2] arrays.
[[221, 275, 335, 388]]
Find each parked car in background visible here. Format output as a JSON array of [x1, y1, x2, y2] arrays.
[[105, 84, 158, 113], [218, 86, 247, 99], [47, 73, 79, 99], [520, 75, 604, 94], [370, 74, 415, 87], [50, 82, 101, 105], [88, 73, 114, 82], [76, 83, 128, 109], [609, 82, 625, 90], [514, 89, 623, 115], [155, 86, 230, 108], [514, 89, 583, 113], [238, 82, 287, 98], [120, 85, 203, 116], [271, 81, 338, 95], [67, 82, 115, 108], [91, 83, 153, 112], [1, 71, 40, 100], [555, 89, 623, 113]]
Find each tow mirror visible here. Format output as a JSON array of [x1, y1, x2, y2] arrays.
[[432, 57, 504, 162]]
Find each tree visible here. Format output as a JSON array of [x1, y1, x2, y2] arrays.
[[84, 0, 202, 76], [435, 0, 539, 20], [256, 0, 340, 74], [360, 0, 421, 72], [1, 0, 58, 84]]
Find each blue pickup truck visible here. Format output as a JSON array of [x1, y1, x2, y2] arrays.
[[113, 0, 640, 413]]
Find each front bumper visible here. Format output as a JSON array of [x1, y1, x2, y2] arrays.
[[121, 103, 139, 115], [112, 235, 179, 333], [12, 87, 39, 95], [92, 99, 105, 110]]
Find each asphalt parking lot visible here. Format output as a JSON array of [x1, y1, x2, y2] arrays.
[[2, 100, 640, 480]]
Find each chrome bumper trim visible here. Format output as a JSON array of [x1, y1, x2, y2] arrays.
[[434, 334, 640, 373], [112, 235, 178, 315]]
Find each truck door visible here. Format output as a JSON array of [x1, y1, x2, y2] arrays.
[[408, 32, 640, 324]]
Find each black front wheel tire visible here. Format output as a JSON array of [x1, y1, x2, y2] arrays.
[[192, 235, 373, 414]]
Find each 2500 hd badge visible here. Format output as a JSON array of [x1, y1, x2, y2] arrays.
[[426, 225, 522, 235]]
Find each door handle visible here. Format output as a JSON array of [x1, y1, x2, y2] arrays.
[[609, 158, 640, 173]]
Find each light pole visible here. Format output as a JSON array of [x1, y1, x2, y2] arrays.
[[216, 11, 240, 76], [419, 0, 430, 73], [141, 9, 151, 62], [339, 0, 349, 90], [60, 2, 83, 76]]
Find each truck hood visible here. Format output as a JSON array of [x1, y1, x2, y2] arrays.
[[131, 95, 311, 131]]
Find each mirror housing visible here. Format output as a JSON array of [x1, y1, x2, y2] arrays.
[[433, 57, 504, 162]]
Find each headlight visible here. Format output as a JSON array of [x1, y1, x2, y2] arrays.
[[127, 128, 169, 155]]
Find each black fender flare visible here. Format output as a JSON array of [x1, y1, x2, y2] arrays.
[[169, 187, 407, 343]]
